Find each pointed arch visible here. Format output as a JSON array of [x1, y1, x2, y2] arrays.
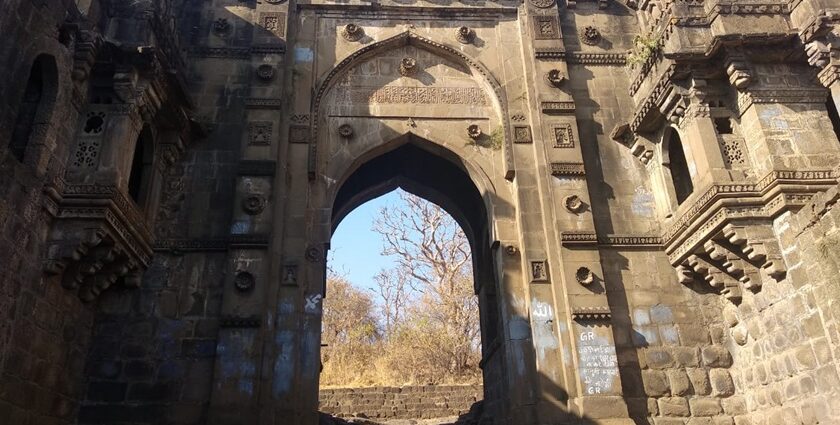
[[662, 126, 694, 205], [309, 31, 513, 181], [9, 54, 58, 163]]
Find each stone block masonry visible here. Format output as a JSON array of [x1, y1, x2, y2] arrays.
[[319, 385, 482, 420]]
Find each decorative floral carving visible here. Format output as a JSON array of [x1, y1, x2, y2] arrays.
[[456, 26, 475, 44], [242, 194, 267, 215], [564, 195, 585, 213], [533, 16, 560, 40], [234, 271, 256, 292], [531, 261, 548, 282], [399, 57, 417, 77], [581, 26, 601, 45], [575, 267, 595, 286], [249, 122, 272, 146], [553, 124, 575, 148], [467, 124, 482, 140], [256, 64, 275, 82], [306, 246, 322, 262], [212, 18, 231, 36], [529, 0, 556, 8], [282, 265, 298, 286], [513, 126, 532, 144], [546, 69, 566, 87], [341, 23, 364, 42], [338, 124, 353, 139], [505, 245, 518, 256], [83, 112, 106, 134]]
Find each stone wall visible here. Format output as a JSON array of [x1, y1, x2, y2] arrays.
[[0, 1, 94, 424], [319, 385, 482, 420]]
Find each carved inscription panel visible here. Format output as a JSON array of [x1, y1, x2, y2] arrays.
[[575, 323, 620, 395]]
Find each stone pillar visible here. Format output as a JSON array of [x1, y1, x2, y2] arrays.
[[516, 2, 632, 422]]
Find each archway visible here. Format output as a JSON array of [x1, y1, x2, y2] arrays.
[[322, 136, 507, 421]]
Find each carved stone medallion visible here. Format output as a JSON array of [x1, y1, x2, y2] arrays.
[[581, 26, 601, 45], [338, 124, 353, 139], [564, 195, 585, 213], [305, 246, 322, 262], [467, 124, 482, 140], [212, 18, 231, 36], [234, 271, 256, 292], [341, 23, 364, 42], [456, 26, 475, 44], [256, 64, 275, 82], [575, 267, 595, 286], [242, 194, 267, 215], [399, 57, 417, 77], [547, 69, 566, 87]]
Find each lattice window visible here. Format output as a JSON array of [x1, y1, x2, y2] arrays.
[[73, 138, 101, 168], [720, 136, 747, 167]]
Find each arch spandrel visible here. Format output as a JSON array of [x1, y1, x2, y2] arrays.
[[309, 30, 514, 183]]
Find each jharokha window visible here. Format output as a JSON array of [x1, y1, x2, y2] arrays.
[[9, 57, 49, 162], [128, 126, 155, 207], [666, 130, 694, 205]]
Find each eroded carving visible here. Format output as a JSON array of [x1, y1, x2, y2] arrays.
[[341, 23, 364, 42], [234, 271, 256, 292]]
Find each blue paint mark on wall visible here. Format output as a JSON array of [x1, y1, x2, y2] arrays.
[[294, 47, 314, 63], [650, 304, 674, 324], [660, 325, 679, 345], [217, 331, 258, 396], [273, 330, 295, 398], [631, 187, 654, 217]]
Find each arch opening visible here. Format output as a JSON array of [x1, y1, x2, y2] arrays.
[[664, 130, 694, 205], [128, 125, 155, 206], [9, 55, 57, 162], [320, 138, 503, 421]]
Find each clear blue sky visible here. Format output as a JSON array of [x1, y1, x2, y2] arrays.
[[329, 189, 403, 292]]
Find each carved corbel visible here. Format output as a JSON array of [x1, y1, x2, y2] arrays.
[[724, 53, 754, 90], [721, 223, 787, 281], [610, 123, 653, 164], [685, 255, 743, 303]]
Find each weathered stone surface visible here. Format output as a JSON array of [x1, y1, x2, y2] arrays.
[[1, 1, 840, 425]]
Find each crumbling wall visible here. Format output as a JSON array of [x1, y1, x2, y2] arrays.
[[319, 385, 482, 420]]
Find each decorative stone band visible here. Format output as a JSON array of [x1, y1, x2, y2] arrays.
[[154, 234, 271, 252], [550, 162, 586, 177], [560, 232, 663, 247], [42, 183, 154, 302], [190, 45, 286, 59], [533, 48, 627, 65], [245, 98, 284, 109], [542, 101, 576, 114], [664, 170, 838, 250], [571, 306, 611, 321], [220, 315, 262, 328]]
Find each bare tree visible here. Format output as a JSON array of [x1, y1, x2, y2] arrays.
[[373, 192, 480, 380], [373, 268, 413, 338]]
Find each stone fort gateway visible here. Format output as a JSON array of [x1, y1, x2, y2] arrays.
[[4, 0, 840, 424]]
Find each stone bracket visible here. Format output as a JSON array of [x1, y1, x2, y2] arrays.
[[42, 183, 153, 302]]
